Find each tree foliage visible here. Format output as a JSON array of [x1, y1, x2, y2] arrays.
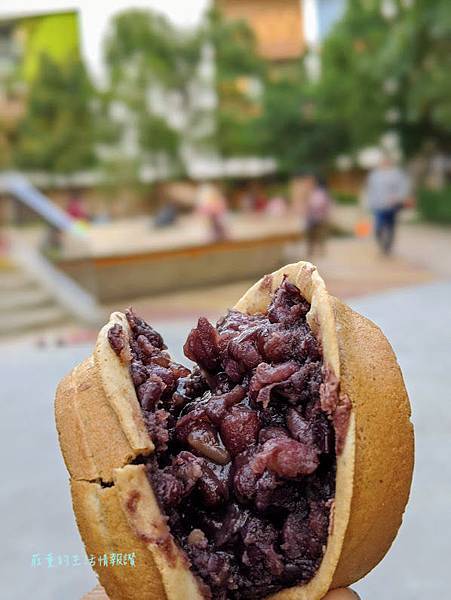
[[318, 0, 451, 158], [259, 65, 349, 175], [14, 54, 96, 173], [12, 2, 451, 178], [102, 9, 202, 177], [202, 8, 267, 157], [259, 0, 451, 172]]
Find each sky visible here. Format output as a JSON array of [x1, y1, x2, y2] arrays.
[[0, 0, 211, 81]]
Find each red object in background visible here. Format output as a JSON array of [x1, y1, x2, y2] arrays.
[[254, 194, 268, 212], [404, 196, 416, 209], [67, 196, 89, 221], [0, 234, 10, 254]]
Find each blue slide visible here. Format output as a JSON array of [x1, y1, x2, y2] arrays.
[[0, 172, 85, 235]]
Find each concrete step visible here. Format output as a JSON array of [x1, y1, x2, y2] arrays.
[[0, 304, 68, 336], [0, 269, 39, 292], [1, 240, 102, 336], [0, 287, 54, 311]]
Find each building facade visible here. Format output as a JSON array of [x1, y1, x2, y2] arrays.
[[218, 0, 346, 61], [217, 0, 305, 60]]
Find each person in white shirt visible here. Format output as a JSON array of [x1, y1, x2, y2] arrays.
[[365, 154, 410, 255]]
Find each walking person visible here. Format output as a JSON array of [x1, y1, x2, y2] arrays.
[[365, 153, 411, 255], [196, 183, 228, 242], [304, 176, 333, 258]]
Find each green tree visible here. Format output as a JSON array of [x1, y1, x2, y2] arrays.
[[202, 8, 267, 157], [259, 63, 349, 175], [14, 54, 96, 173], [102, 9, 202, 178], [101, 8, 276, 177], [318, 0, 451, 158]]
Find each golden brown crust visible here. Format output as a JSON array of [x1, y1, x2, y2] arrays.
[[114, 465, 204, 600], [56, 357, 142, 482], [55, 365, 98, 482], [55, 311, 154, 485], [94, 312, 152, 457], [236, 263, 413, 594], [330, 299, 414, 586], [55, 261, 414, 600], [55, 312, 203, 600], [71, 478, 166, 600]]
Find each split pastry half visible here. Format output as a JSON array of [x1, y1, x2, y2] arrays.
[[55, 261, 414, 600]]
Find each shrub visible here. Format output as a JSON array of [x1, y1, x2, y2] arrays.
[[332, 191, 358, 205], [418, 187, 451, 224]]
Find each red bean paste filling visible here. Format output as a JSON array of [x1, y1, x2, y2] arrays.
[[108, 279, 342, 600]]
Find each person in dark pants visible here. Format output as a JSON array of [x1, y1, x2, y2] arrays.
[[365, 153, 410, 255], [305, 176, 333, 258], [373, 204, 402, 255]]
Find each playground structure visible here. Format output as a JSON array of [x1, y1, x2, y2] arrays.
[[0, 173, 103, 335], [0, 173, 302, 333], [1, 173, 80, 234]]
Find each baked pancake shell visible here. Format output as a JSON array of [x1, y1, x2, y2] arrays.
[[55, 262, 414, 599]]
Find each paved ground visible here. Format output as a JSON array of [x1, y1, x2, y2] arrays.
[[2, 210, 449, 345], [108, 228, 437, 322], [1, 280, 450, 600]]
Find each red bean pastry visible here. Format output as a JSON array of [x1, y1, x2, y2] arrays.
[[55, 261, 414, 600]]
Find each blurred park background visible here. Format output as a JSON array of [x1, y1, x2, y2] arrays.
[[0, 1, 450, 599]]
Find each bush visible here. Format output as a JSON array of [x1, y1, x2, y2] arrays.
[[418, 187, 451, 224], [332, 191, 358, 205]]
